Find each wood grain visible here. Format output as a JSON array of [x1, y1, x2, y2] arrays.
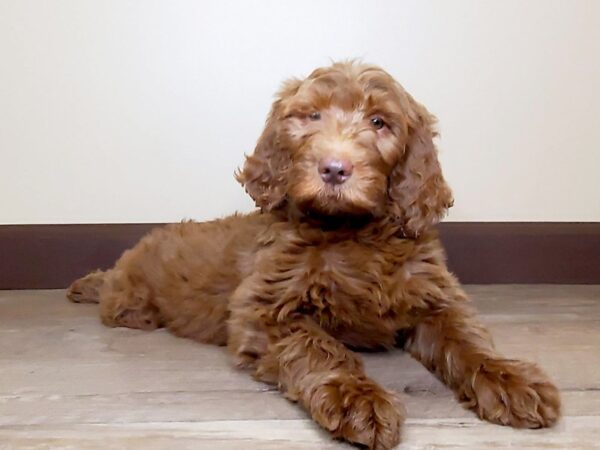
[[0, 286, 599, 449]]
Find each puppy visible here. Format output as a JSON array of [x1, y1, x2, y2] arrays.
[[68, 62, 560, 450]]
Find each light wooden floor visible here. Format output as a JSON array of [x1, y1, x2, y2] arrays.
[[1, 286, 599, 449]]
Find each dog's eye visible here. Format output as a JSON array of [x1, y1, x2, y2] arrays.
[[309, 112, 321, 121], [370, 116, 386, 130]]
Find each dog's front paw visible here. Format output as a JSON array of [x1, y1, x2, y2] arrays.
[[463, 358, 561, 428], [309, 375, 404, 450]]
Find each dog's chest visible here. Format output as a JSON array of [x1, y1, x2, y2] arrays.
[[278, 242, 414, 344], [259, 227, 444, 348]]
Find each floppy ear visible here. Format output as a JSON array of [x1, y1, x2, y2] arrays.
[[235, 79, 301, 211], [388, 102, 453, 238]]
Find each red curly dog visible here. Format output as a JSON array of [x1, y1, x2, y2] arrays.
[[68, 62, 560, 449]]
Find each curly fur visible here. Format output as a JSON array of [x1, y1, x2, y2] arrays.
[[67, 62, 560, 450]]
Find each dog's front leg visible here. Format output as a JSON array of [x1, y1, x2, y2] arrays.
[[404, 281, 561, 428], [228, 300, 404, 450]]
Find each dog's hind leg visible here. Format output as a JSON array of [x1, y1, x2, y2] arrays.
[[67, 270, 105, 304], [68, 268, 162, 331], [98, 269, 163, 331]]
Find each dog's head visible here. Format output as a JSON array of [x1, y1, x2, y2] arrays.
[[236, 62, 453, 237]]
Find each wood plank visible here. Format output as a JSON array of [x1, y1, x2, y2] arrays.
[[1, 417, 599, 450], [0, 287, 599, 449], [1, 386, 598, 426]]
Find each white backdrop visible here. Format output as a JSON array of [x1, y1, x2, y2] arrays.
[[1, 0, 599, 224]]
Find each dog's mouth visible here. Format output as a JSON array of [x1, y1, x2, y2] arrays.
[[292, 186, 382, 220]]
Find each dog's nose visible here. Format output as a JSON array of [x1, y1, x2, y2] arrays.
[[318, 158, 354, 185]]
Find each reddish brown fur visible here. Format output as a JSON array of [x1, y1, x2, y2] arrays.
[[67, 62, 560, 450]]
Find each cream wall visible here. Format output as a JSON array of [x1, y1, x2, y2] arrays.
[[1, 0, 599, 224]]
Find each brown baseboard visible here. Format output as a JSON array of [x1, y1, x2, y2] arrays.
[[438, 222, 600, 284], [1, 222, 599, 289]]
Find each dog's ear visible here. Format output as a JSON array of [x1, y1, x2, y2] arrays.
[[388, 99, 453, 238], [235, 79, 301, 211]]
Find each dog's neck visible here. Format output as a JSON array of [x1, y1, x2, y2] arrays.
[[270, 204, 409, 241], [300, 210, 373, 231]]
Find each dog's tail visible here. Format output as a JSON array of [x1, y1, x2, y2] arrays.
[[66, 269, 106, 304]]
